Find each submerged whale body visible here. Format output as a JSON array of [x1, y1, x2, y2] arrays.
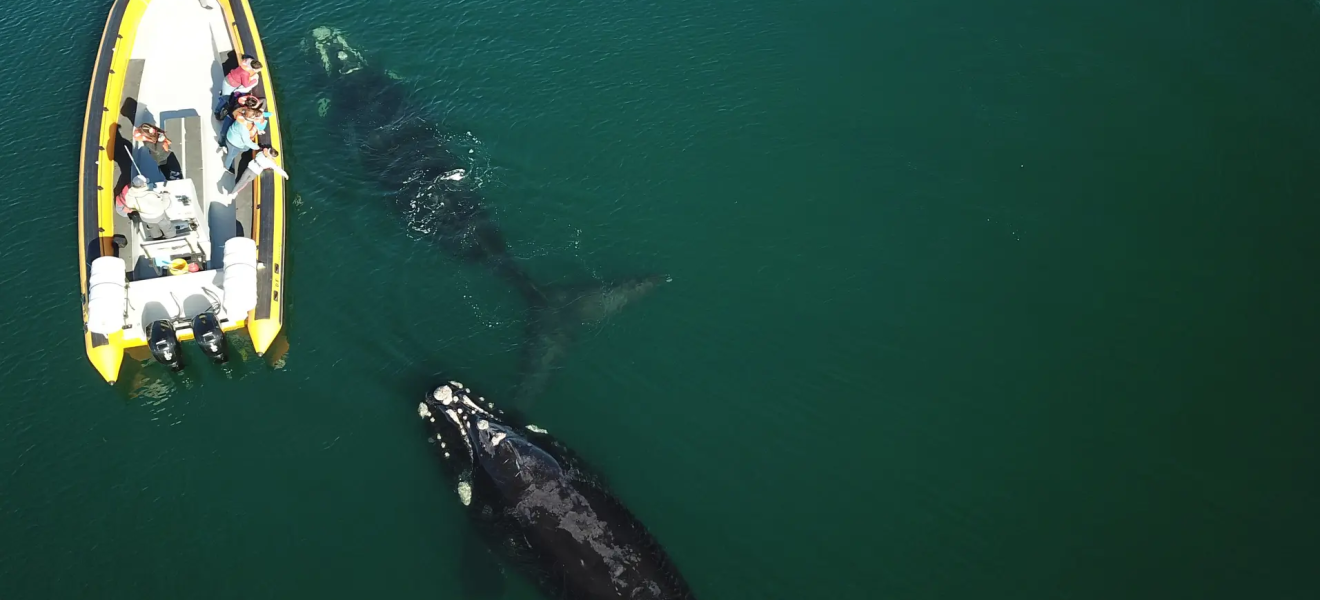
[[310, 28, 536, 292], [309, 27, 665, 405], [420, 381, 697, 600]]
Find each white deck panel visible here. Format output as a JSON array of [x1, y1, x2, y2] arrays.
[[124, 270, 241, 342]]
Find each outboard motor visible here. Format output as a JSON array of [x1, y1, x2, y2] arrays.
[[191, 311, 229, 364], [146, 320, 184, 371]]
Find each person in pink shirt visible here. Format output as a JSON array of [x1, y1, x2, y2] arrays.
[[213, 55, 262, 119]]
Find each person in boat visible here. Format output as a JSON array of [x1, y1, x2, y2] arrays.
[[133, 123, 170, 160], [230, 147, 289, 195], [121, 176, 175, 240], [223, 92, 265, 118], [223, 107, 262, 172], [236, 93, 265, 111], [237, 106, 268, 138], [213, 56, 262, 119], [253, 110, 271, 134], [132, 123, 182, 181], [244, 108, 272, 141], [219, 93, 266, 140]]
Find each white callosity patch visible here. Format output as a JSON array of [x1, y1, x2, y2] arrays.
[[457, 392, 494, 419], [310, 26, 365, 75], [491, 432, 506, 446], [457, 480, 472, 506], [440, 386, 503, 462], [465, 401, 492, 417], [445, 408, 474, 460], [417, 403, 431, 419], [526, 425, 548, 434]]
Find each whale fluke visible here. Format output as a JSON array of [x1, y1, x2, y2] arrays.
[[516, 275, 669, 408]]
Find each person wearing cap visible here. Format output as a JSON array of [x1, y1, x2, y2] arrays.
[[122, 177, 175, 240], [213, 56, 263, 119], [230, 147, 289, 195]]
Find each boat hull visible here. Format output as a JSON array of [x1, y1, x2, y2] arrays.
[[78, 0, 288, 384]]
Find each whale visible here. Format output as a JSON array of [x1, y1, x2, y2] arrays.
[[419, 381, 696, 600], [307, 27, 666, 406]]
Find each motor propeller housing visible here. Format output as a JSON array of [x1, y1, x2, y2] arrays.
[[191, 311, 229, 364], [146, 319, 184, 371]]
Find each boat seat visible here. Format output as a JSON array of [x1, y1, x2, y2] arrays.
[[163, 115, 204, 186], [140, 235, 202, 262]]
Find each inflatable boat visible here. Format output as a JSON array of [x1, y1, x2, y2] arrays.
[[79, 0, 288, 384]]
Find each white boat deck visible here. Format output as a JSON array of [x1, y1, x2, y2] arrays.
[[129, 0, 235, 204], [117, 0, 255, 343], [127, 270, 227, 327]]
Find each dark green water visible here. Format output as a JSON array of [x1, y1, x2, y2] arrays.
[[2, 0, 1319, 597]]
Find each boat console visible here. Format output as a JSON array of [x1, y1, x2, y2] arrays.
[[133, 178, 211, 278]]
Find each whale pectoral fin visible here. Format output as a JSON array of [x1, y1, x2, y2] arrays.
[[513, 275, 669, 410], [514, 309, 570, 410]]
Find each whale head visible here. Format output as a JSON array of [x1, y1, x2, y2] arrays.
[[419, 382, 498, 468], [306, 26, 366, 77], [420, 382, 564, 499]]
